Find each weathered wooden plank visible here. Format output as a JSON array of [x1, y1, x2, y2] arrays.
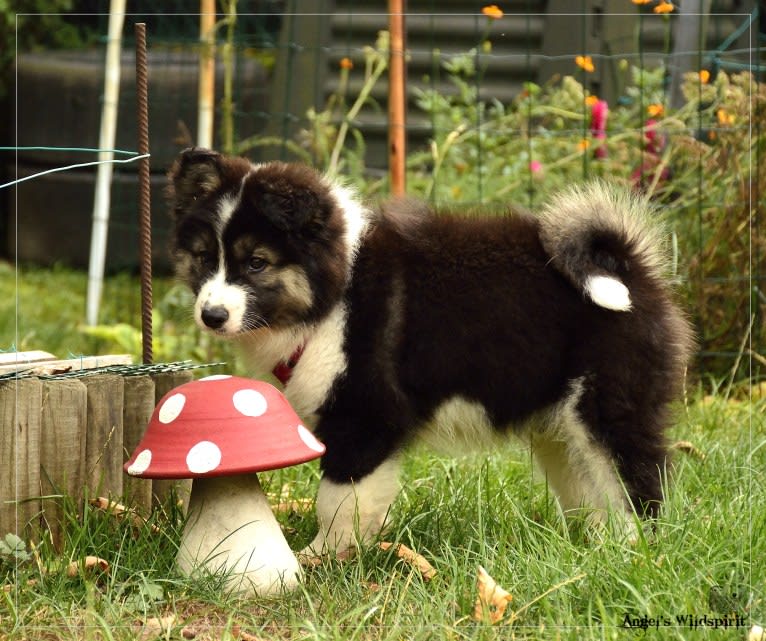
[[0, 378, 43, 539], [39, 378, 88, 550], [122, 375, 155, 515], [84, 375, 125, 499], [0, 350, 56, 366], [150, 371, 195, 512], [0, 354, 132, 376]]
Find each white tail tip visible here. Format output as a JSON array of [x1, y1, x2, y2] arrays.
[[585, 275, 632, 312]]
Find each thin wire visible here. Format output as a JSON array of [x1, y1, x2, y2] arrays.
[[474, 11, 483, 204], [0, 146, 140, 154], [525, 2, 534, 207], [580, 3, 588, 180], [746, 15, 758, 618], [427, 0, 437, 204], [0, 154, 150, 190], [12, 11, 20, 608], [279, 0, 298, 161]]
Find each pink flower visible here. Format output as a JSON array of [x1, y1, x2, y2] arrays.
[[630, 119, 671, 192], [643, 119, 666, 155], [529, 160, 542, 173], [590, 99, 608, 131], [590, 99, 608, 159]]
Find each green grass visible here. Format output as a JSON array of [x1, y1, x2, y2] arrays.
[[1, 396, 763, 640], [2, 264, 764, 640]]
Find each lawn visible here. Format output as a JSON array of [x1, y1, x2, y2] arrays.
[[1, 264, 764, 640]]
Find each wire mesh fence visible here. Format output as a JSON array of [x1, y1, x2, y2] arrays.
[[3, 1, 764, 381]]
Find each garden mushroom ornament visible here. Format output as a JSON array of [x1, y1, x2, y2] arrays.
[[124, 375, 325, 595]]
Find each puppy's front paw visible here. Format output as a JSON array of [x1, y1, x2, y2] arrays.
[[304, 459, 401, 563], [297, 532, 356, 565], [297, 521, 359, 566]]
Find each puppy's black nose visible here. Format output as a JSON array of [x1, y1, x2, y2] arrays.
[[201, 305, 229, 329]]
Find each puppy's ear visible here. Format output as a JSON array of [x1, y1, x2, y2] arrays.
[[250, 164, 334, 235], [166, 148, 224, 216], [259, 186, 322, 233]]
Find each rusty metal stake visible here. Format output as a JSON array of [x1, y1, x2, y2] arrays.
[[135, 22, 153, 365]]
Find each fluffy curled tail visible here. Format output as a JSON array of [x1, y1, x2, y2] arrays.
[[538, 182, 668, 312]]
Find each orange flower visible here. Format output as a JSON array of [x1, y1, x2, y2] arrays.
[[578, 138, 591, 151], [585, 95, 599, 106], [575, 55, 595, 73], [647, 103, 664, 117], [339, 57, 353, 70], [654, 1, 675, 13], [699, 69, 710, 84], [631, 0, 652, 4], [481, 4, 504, 19], [717, 108, 735, 125]]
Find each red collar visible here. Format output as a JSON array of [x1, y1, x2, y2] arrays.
[[272, 345, 305, 385]]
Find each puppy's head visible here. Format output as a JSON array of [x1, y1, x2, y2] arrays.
[[167, 148, 349, 336]]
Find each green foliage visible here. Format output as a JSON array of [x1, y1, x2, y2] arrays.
[[409, 57, 628, 204], [237, 30, 391, 198], [0, 533, 30, 567], [0, 263, 237, 369], [78, 284, 240, 368]]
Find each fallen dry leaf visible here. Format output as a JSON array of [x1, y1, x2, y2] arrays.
[[134, 615, 176, 640], [90, 497, 161, 533], [180, 625, 198, 639], [362, 580, 381, 593], [2, 578, 37, 592], [66, 556, 109, 577], [297, 547, 355, 567], [473, 565, 512, 624], [231, 624, 270, 641], [297, 552, 323, 568], [671, 440, 705, 460], [379, 541, 437, 581]]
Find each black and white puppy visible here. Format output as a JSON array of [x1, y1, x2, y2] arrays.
[[167, 148, 694, 552]]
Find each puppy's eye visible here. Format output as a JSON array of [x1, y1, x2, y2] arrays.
[[248, 256, 269, 273]]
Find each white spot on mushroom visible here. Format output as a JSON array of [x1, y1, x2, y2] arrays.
[[199, 374, 232, 381], [297, 425, 325, 453], [186, 441, 222, 474], [127, 449, 152, 475], [159, 393, 186, 424], [232, 389, 268, 417]]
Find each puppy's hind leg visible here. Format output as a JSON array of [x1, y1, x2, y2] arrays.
[[530, 382, 638, 539], [301, 457, 401, 557]]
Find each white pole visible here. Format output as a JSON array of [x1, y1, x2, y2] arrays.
[[198, 0, 216, 148], [86, 0, 126, 326]]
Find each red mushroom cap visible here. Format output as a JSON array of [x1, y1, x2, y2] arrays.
[[123, 376, 325, 479]]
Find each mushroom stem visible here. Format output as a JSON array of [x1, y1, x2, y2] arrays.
[[177, 474, 301, 595]]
